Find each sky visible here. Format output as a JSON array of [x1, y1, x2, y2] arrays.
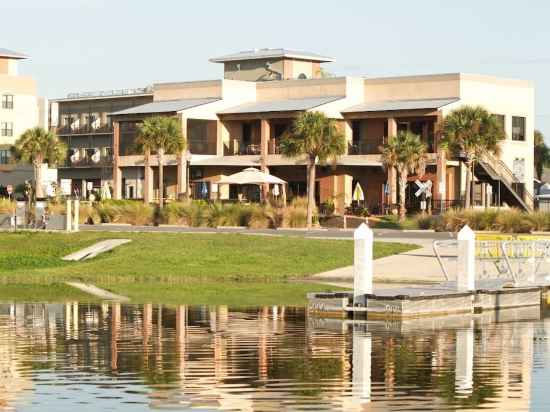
[[2, 0, 550, 138]]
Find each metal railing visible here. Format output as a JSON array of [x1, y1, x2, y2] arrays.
[[433, 239, 550, 286], [56, 124, 113, 135], [66, 86, 153, 99]]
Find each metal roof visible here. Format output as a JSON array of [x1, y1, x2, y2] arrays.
[[0, 47, 28, 60], [342, 97, 460, 113], [210, 48, 334, 63], [110, 98, 220, 116], [218, 96, 344, 115]]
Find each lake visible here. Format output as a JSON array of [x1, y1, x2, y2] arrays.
[[0, 302, 549, 411]]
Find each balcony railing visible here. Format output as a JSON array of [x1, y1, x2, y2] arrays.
[[348, 141, 383, 155], [61, 147, 114, 168], [56, 124, 113, 135]]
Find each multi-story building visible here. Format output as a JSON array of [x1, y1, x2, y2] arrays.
[[105, 48, 534, 213], [49, 89, 153, 197], [0, 48, 47, 187]]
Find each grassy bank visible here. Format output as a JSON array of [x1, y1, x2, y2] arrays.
[[0, 231, 416, 304]]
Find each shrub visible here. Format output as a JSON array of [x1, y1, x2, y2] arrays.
[[525, 210, 550, 232], [282, 197, 311, 228], [79, 202, 101, 224], [495, 209, 533, 233], [0, 199, 14, 214], [46, 201, 66, 216]]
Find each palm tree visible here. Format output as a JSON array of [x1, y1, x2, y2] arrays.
[[534, 130, 550, 181], [136, 116, 184, 208], [280, 112, 346, 229], [439, 105, 504, 208], [381, 131, 428, 220], [13, 127, 67, 199]]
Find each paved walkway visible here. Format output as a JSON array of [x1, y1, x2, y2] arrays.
[[312, 237, 452, 287]]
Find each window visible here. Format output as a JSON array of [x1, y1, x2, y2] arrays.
[[1, 95, 13, 109], [1, 122, 13, 137], [512, 116, 526, 141], [492, 114, 505, 131], [0, 149, 10, 164]]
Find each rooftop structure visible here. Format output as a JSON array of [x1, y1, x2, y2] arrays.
[[210, 48, 334, 63], [0, 48, 28, 60]]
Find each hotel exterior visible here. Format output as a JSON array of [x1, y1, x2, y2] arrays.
[[51, 49, 535, 212], [0, 48, 47, 187]]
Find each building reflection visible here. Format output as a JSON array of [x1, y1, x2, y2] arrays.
[[0, 301, 543, 411]]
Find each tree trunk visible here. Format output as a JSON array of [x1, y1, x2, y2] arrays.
[[158, 148, 164, 209], [464, 160, 472, 208], [306, 156, 316, 230], [144, 148, 150, 205], [398, 169, 408, 221], [34, 160, 44, 199]]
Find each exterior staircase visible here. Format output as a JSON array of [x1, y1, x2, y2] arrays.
[[475, 153, 533, 211]]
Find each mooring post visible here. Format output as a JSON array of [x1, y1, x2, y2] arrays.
[[354, 223, 373, 305], [73, 199, 79, 232], [65, 200, 72, 232], [457, 225, 475, 291]]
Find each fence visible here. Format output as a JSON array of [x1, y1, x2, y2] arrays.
[[433, 239, 550, 286]]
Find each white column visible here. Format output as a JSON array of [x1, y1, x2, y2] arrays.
[[354, 223, 374, 304], [66, 200, 72, 232], [73, 199, 79, 232], [457, 225, 475, 291], [455, 322, 474, 395]]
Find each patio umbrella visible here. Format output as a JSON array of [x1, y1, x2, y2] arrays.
[[219, 168, 287, 203], [218, 168, 286, 185], [353, 183, 365, 202], [101, 182, 111, 200], [272, 184, 280, 197]]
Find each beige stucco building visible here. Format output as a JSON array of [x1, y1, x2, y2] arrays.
[[0, 48, 46, 188], [56, 48, 535, 212]]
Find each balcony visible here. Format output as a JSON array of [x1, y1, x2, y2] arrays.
[[61, 147, 114, 168], [56, 124, 113, 136], [348, 141, 383, 155]]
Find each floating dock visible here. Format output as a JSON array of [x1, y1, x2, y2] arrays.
[[308, 224, 547, 319]]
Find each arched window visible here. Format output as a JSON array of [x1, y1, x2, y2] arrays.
[[297, 73, 308, 80]]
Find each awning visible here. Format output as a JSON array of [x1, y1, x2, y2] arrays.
[[218, 96, 344, 115], [110, 98, 220, 116], [218, 168, 286, 185], [342, 98, 459, 113]]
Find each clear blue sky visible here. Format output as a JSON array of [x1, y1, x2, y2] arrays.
[[3, 0, 550, 138]]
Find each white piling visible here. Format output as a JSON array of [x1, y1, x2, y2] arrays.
[[457, 225, 475, 292], [65, 200, 72, 232], [455, 323, 474, 395], [73, 199, 79, 232], [354, 223, 373, 304]]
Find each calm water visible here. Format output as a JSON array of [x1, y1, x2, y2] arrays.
[[1, 303, 550, 411]]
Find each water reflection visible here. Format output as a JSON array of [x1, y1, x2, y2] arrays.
[[0, 302, 549, 411]]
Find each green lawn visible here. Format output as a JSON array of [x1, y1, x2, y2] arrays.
[[0, 231, 417, 304]]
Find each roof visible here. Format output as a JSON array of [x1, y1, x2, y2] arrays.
[[210, 48, 334, 63], [110, 98, 220, 116], [0, 47, 28, 60], [342, 97, 459, 113], [218, 96, 344, 115]]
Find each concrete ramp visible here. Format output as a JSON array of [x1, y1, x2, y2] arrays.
[[62, 239, 131, 261]]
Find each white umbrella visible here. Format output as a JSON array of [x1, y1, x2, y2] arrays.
[[353, 183, 365, 202], [218, 167, 286, 185], [101, 182, 111, 200]]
